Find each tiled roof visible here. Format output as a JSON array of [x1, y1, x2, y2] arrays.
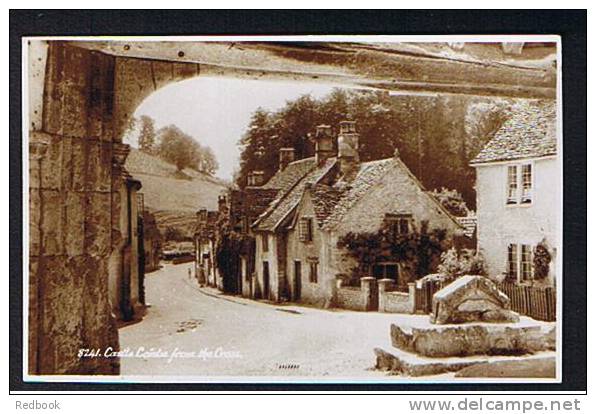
[[310, 184, 345, 227], [470, 100, 557, 165], [262, 157, 316, 192], [254, 158, 336, 231], [318, 159, 396, 231]]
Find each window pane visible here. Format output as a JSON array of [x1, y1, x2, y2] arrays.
[[399, 219, 409, 234], [507, 165, 518, 204], [508, 244, 518, 280], [521, 244, 533, 281], [521, 164, 532, 203]]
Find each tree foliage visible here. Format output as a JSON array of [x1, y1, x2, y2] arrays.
[[154, 124, 219, 175], [236, 89, 514, 209], [430, 187, 470, 217], [437, 247, 487, 281], [138, 115, 157, 154]]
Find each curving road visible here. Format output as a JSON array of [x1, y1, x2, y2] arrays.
[[118, 262, 406, 381]]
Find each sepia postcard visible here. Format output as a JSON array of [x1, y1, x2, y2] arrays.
[[22, 34, 564, 385]]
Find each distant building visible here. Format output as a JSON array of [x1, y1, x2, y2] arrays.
[[141, 210, 162, 273], [193, 208, 220, 287], [470, 100, 558, 286], [251, 120, 463, 306]]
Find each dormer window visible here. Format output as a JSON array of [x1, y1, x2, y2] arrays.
[[506, 163, 533, 205]]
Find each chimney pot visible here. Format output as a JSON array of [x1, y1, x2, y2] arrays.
[[337, 118, 360, 176], [313, 124, 334, 164], [278, 147, 295, 171]]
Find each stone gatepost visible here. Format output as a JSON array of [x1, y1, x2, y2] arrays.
[[408, 282, 417, 314], [360, 276, 379, 311], [377, 278, 395, 313]]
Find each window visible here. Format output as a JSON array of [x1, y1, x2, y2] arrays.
[[506, 163, 533, 205], [507, 243, 518, 280], [309, 260, 318, 283], [262, 234, 269, 252], [299, 217, 313, 242], [385, 214, 412, 239], [507, 165, 518, 204], [507, 243, 534, 282], [521, 164, 532, 204], [521, 244, 533, 281]]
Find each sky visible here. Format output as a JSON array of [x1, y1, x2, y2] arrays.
[[129, 76, 340, 180]]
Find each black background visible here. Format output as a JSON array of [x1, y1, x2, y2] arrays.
[[9, 9, 587, 393]]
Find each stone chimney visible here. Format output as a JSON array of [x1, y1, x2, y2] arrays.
[[197, 208, 208, 225], [313, 124, 334, 164], [247, 170, 265, 187], [278, 148, 295, 171], [337, 119, 360, 176]]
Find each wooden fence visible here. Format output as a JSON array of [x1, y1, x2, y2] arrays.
[[497, 282, 556, 321], [415, 279, 556, 321], [414, 280, 446, 313]]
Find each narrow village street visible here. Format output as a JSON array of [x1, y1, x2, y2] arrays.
[[119, 263, 398, 379]]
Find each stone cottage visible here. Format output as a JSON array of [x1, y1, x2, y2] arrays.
[[107, 143, 146, 322], [252, 120, 463, 306], [470, 100, 559, 286], [193, 208, 220, 287]]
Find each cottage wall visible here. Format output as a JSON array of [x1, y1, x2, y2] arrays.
[[285, 194, 334, 306], [476, 157, 559, 284], [254, 232, 281, 301], [332, 161, 462, 279]]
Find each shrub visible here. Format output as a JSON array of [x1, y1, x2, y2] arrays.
[[533, 242, 552, 280], [437, 247, 486, 280]]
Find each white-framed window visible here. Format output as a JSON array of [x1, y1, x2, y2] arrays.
[[299, 217, 313, 242], [506, 162, 533, 205], [507, 243, 534, 282]]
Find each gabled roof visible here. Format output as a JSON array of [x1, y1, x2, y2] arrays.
[[261, 157, 316, 191], [253, 158, 336, 231], [470, 100, 557, 165], [313, 157, 463, 232], [318, 159, 396, 231]]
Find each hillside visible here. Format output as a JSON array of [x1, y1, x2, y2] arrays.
[[125, 149, 229, 237]]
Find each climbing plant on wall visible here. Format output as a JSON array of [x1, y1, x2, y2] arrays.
[[337, 220, 450, 282]]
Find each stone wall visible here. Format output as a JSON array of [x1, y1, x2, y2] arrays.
[[27, 40, 199, 375], [335, 286, 365, 311], [29, 42, 120, 375]]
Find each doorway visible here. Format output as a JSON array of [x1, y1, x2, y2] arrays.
[[263, 261, 270, 300], [293, 260, 302, 301]]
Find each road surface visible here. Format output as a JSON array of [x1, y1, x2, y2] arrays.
[[119, 262, 406, 380]]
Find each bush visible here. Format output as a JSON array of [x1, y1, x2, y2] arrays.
[[533, 242, 552, 280], [437, 247, 487, 281]]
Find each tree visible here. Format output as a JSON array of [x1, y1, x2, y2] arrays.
[[138, 115, 157, 153], [430, 187, 470, 217], [198, 146, 219, 176], [156, 125, 200, 171]]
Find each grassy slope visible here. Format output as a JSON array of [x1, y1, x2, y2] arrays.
[[125, 149, 229, 237]]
